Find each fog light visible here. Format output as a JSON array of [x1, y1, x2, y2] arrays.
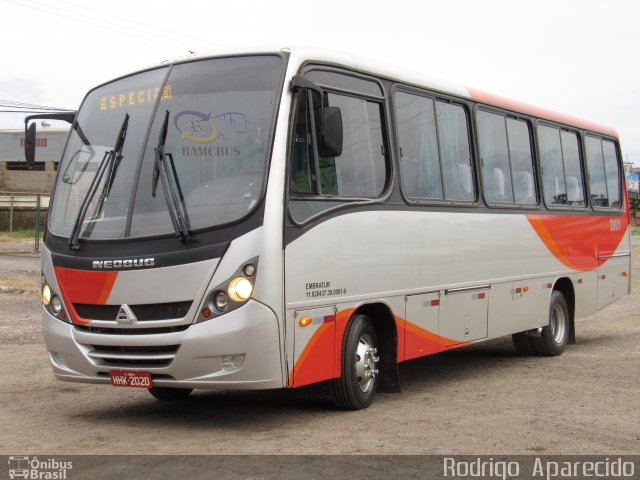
[[227, 277, 253, 302], [42, 284, 51, 306], [222, 354, 245, 371], [51, 296, 62, 314], [214, 291, 229, 311]]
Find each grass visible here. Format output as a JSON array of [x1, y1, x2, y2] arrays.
[[633, 227, 640, 236], [0, 229, 38, 241]]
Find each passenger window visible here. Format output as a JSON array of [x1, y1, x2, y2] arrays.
[[506, 118, 536, 205], [538, 125, 585, 207], [290, 90, 388, 199], [585, 136, 621, 208], [395, 91, 473, 202], [437, 102, 474, 202], [602, 140, 621, 208], [560, 131, 586, 206], [478, 111, 535, 205], [395, 92, 442, 199]]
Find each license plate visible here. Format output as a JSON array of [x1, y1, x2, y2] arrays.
[[109, 370, 152, 388]]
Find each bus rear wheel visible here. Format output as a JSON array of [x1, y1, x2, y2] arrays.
[[148, 387, 193, 400], [531, 290, 570, 356], [331, 314, 379, 410]]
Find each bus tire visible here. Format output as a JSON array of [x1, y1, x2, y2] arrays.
[[148, 387, 193, 400], [531, 290, 570, 357], [512, 332, 534, 355], [331, 314, 379, 410]]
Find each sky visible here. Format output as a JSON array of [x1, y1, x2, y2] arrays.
[[1, 0, 639, 165]]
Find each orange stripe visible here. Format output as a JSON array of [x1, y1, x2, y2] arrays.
[[97, 272, 118, 304], [288, 322, 332, 386]]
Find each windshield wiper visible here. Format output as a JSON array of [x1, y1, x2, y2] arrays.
[[152, 110, 194, 243], [68, 114, 129, 251]]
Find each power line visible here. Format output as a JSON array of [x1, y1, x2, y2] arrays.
[[3, 0, 207, 51], [52, 0, 228, 49], [0, 100, 73, 111]]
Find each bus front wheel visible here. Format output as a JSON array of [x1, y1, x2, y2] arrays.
[[331, 314, 379, 410]]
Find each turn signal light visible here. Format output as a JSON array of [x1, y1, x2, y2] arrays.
[[299, 316, 312, 327]]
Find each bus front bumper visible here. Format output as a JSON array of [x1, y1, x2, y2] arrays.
[[42, 300, 284, 390]]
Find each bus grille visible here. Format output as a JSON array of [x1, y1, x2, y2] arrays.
[[74, 301, 193, 321], [74, 324, 190, 335], [87, 344, 179, 368]]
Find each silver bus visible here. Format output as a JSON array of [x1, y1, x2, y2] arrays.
[[30, 47, 631, 409]]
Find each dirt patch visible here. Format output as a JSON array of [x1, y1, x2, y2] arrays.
[[0, 238, 638, 455]]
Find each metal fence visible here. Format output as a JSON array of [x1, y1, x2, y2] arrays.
[[0, 192, 50, 254]]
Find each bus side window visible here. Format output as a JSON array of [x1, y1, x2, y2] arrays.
[[394, 91, 474, 203], [585, 136, 621, 209], [478, 110, 513, 204]]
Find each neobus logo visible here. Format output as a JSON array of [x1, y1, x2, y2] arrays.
[[92, 258, 155, 269]]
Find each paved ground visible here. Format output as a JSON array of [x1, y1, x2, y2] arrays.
[[0, 236, 638, 455]]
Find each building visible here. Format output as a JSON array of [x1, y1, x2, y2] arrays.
[[0, 127, 68, 193]]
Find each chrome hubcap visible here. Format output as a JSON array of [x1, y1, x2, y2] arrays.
[[355, 334, 379, 393], [550, 303, 567, 344]]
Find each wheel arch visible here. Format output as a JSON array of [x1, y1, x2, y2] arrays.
[[350, 302, 401, 393], [553, 277, 576, 345]]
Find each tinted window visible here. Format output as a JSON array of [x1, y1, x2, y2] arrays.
[[327, 93, 386, 197], [437, 102, 474, 201], [560, 131, 585, 206], [395, 91, 473, 202], [290, 90, 388, 199], [537, 126, 587, 207], [585, 136, 620, 208], [306, 70, 383, 97], [478, 111, 536, 205], [395, 92, 442, 199], [602, 140, 621, 208]]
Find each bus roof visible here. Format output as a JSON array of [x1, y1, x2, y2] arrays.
[[134, 46, 620, 139]]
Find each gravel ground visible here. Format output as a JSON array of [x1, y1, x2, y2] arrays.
[[0, 236, 638, 455]]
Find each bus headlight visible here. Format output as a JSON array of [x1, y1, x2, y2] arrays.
[[42, 284, 52, 306], [41, 278, 69, 322], [228, 277, 253, 302], [198, 258, 259, 322]]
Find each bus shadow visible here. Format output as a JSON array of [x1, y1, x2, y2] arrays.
[[72, 337, 525, 428]]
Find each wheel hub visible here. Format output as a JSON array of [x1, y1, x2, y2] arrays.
[[355, 334, 379, 393]]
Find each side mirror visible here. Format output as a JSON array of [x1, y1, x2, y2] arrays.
[[319, 106, 343, 157], [25, 122, 36, 168], [24, 111, 76, 169], [291, 75, 343, 158]]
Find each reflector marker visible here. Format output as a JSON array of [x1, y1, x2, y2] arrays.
[[577, 278, 583, 284], [472, 292, 486, 300], [431, 299, 440, 307], [600, 275, 607, 280], [323, 314, 336, 323]]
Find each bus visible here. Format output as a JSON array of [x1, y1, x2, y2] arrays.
[[28, 47, 631, 410]]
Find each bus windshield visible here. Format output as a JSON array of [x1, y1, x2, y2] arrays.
[[48, 55, 283, 241]]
